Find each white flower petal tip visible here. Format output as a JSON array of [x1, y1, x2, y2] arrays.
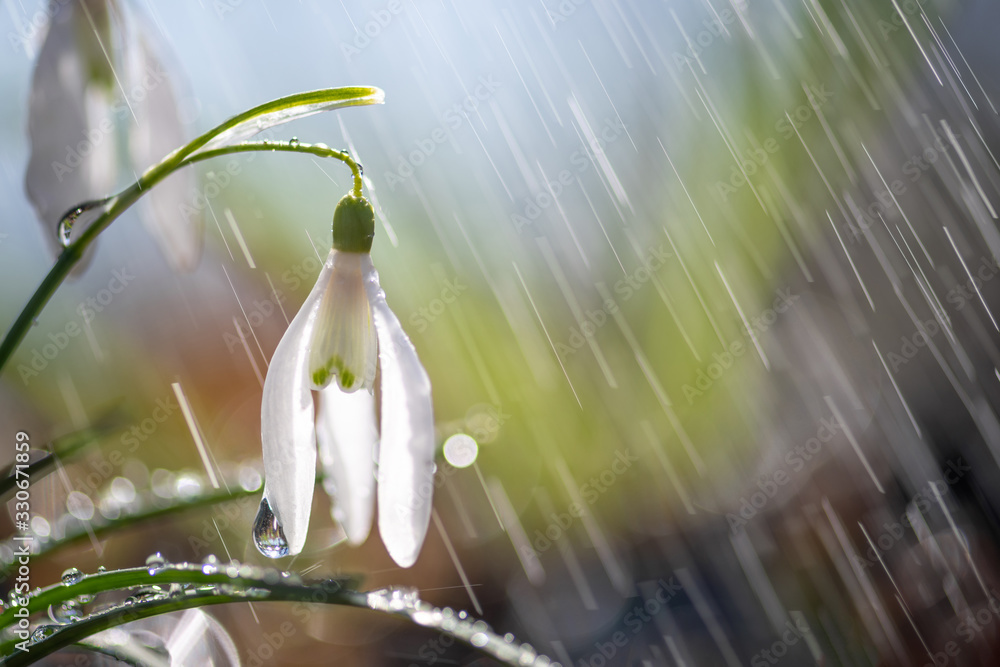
[[258, 250, 336, 557], [365, 261, 436, 569], [309, 251, 377, 392], [317, 384, 377, 546]]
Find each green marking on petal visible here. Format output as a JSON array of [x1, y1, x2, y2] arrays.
[[312, 355, 358, 390]]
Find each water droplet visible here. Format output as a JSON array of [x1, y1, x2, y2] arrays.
[[357, 162, 364, 177], [458, 610, 468, 619], [49, 600, 83, 623], [96, 566, 107, 573], [146, 552, 166, 575], [60, 568, 83, 586], [56, 198, 113, 248], [518, 645, 538, 665], [289, 137, 300, 146], [31, 625, 57, 642], [174, 473, 203, 499], [202, 555, 219, 575], [253, 497, 289, 558], [66, 491, 95, 521], [239, 466, 263, 492], [471, 632, 489, 647], [443, 434, 479, 468]]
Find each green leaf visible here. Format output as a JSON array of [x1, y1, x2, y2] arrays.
[[184, 86, 385, 159]]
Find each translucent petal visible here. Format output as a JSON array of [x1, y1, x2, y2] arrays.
[[260, 249, 336, 556], [316, 384, 377, 545], [194, 88, 384, 156], [126, 27, 203, 272], [363, 258, 436, 568], [308, 251, 377, 392], [25, 0, 119, 261]]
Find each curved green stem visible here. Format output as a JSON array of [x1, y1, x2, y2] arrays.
[[0, 564, 547, 667], [0, 485, 260, 576], [0, 565, 356, 629], [0, 86, 381, 376], [182, 141, 364, 196], [0, 140, 359, 376]]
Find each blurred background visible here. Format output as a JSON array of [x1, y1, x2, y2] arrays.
[[4, 0, 1000, 664]]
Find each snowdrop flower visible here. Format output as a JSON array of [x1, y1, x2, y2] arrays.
[[255, 194, 435, 568], [25, 0, 202, 271]]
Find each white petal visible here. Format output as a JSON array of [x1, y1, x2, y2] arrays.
[[126, 26, 203, 272], [259, 249, 335, 556], [316, 384, 377, 545], [308, 251, 377, 392], [364, 257, 436, 568], [25, 0, 119, 257]]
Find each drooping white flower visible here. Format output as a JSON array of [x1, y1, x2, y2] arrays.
[[255, 194, 435, 568], [25, 0, 202, 271]]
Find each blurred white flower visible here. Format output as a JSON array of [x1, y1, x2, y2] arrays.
[[255, 194, 435, 568], [25, 0, 202, 271], [86, 608, 239, 666]]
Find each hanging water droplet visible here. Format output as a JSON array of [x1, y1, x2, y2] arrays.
[[56, 198, 113, 248], [60, 567, 83, 586], [145, 552, 166, 575], [31, 625, 58, 642], [252, 497, 289, 558]]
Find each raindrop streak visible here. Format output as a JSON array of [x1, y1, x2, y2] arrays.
[[60, 568, 83, 586], [253, 497, 289, 558], [56, 198, 114, 248]]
